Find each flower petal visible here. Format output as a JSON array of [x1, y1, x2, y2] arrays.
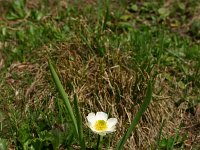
[[107, 118, 117, 128], [106, 125, 116, 133], [96, 112, 108, 121], [87, 112, 96, 126]]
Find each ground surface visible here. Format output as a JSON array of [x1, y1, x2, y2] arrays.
[[0, 0, 200, 149]]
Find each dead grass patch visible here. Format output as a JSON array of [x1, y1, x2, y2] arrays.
[[32, 41, 195, 149], [0, 39, 199, 149]]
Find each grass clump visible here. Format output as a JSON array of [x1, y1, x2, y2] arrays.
[[0, 0, 200, 149]]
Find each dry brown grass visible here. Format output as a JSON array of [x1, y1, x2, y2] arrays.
[[1, 37, 199, 148], [27, 41, 195, 149], [1, 0, 200, 149]]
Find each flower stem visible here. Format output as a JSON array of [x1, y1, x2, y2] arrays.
[[96, 135, 103, 150]]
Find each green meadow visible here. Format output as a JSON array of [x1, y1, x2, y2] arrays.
[[0, 0, 200, 149]]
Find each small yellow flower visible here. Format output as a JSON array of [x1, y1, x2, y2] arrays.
[[86, 112, 117, 136]]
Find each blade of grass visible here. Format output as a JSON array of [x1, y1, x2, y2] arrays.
[[74, 93, 86, 150], [48, 59, 78, 136], [80, 33, 94, 52], [170, 127, 180, 150], [115, 82, 153, 150], [155, 119, 166, 150], [102, 0, 110, 31]]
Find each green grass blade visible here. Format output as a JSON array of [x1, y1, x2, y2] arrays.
[[48, 59, 78, 136], [170, 127, 180, 150], [102, 0, 110, 31], [155, 119, 166, 150], [80, 33, 94, 52], [74, 93, 86, 150], [115, 82, 153, 150]]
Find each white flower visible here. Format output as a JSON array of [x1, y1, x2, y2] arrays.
[[86, 112, 118, 136]]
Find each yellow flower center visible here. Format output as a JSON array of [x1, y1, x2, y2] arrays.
[[94, 120, 107, 131]]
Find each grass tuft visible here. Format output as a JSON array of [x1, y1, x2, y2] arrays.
[[0, 0, 200, 149]]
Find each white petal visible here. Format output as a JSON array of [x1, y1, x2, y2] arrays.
[[105, 126, 116, 134], [107, 126, 116, 132], [95, 112, 108, 121], [87, 112, 96, 126], [89, 126, 97, 132], [107, 118, 117, 128]]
